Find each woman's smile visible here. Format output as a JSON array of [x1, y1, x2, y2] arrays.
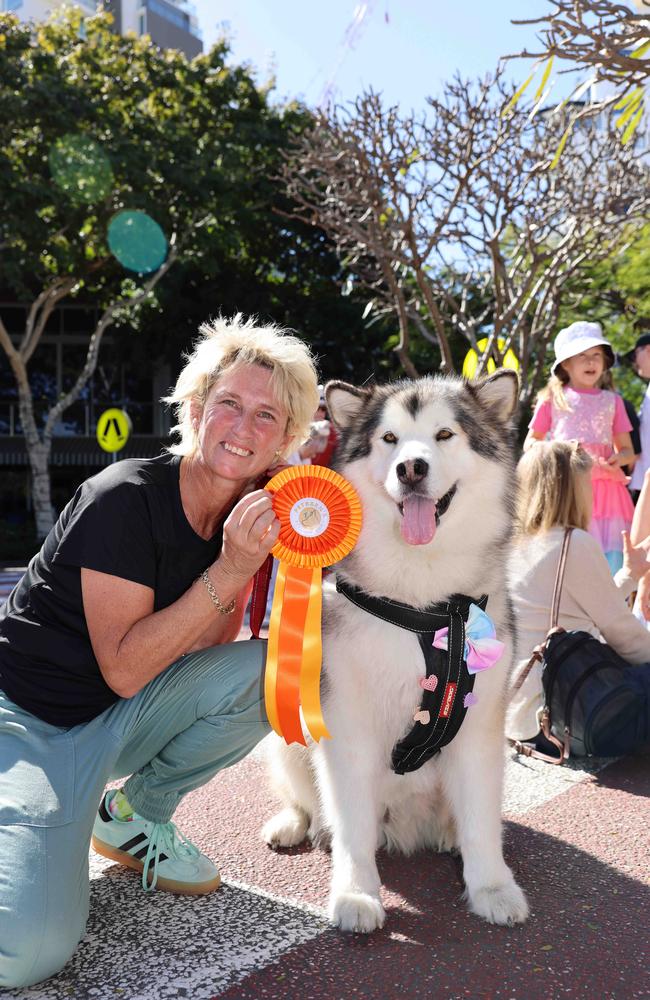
[[222, 441, 253, 458]]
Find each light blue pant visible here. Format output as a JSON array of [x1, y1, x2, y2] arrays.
[[0, 640, 269, 989]]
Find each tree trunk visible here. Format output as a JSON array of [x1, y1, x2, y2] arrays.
[[0, 246, 179, 540], [28, 440, 55, 539], [15, 373, 55, 540]]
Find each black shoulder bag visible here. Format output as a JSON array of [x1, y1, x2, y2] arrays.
[[510, 528, 650, 764]]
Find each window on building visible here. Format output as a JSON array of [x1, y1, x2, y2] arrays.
[[147, 0, 190, 32]]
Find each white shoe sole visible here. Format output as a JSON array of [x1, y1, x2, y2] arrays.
[[91, 835, 222, 895]]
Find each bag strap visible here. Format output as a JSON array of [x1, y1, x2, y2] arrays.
[[508, 528, 574, 766], [549, 527, 573, 631]]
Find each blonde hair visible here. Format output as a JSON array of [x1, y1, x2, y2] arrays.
[[164, 314, 319, 457], [516, 441, 593, 534], [538, 345, 611, 412]]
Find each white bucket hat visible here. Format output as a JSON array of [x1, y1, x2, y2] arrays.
[[551, 321, 615, 375]]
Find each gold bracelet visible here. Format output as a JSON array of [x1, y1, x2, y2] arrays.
[[199, 570, 236, 615]]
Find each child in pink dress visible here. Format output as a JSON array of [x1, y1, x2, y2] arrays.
[[525, 321, 634, 573]]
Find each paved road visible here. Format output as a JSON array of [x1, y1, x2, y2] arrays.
[[1, 567, 649, 1000]]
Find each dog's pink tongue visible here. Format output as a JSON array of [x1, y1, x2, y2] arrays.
[[400, 495, 437, 545]]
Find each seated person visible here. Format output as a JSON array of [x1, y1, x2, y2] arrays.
[[507, 440, 650, 750]]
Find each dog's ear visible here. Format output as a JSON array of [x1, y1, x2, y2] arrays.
[[472, 370, 519, 421], [325, 381, 373, 430]]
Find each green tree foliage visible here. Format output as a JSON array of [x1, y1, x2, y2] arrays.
[[0, 9, 380, 535], [556, 224, 650, 410]]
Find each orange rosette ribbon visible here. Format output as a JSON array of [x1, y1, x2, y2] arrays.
[[264, 464, 362, 745]]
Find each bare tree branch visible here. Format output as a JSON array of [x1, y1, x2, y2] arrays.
[[505, 1, 650, 133], [281, 72, 649, 397]]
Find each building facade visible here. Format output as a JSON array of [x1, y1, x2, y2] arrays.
[[1, 0, 203, 58]]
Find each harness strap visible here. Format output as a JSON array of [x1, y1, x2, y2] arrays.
[[335, 578, 483, 633], [335, 578, 489, 774]]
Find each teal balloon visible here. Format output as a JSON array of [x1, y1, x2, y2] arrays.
[[107, 210, 168, 274], [49, 134, 113, 204]]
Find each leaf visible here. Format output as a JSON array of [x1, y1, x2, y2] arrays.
[[549, 123, 573, 169], [622, 103, 644, 145], [362, 299, 374, 319], [534, 57, 554, 102], [630, 39, 650, 59], [503, 70, 536, 116], [614, 86, 644, 112], [616, 92, 643, 129]]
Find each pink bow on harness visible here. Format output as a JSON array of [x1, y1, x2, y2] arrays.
[[432, 603, 504, 674]]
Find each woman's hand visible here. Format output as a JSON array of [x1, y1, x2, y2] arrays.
[[215, 489, 280, 588], [636, 571, 650, 622], [621, 529, 650, 582]]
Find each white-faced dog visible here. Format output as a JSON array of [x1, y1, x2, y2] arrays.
[[262, 371, 528, 933]]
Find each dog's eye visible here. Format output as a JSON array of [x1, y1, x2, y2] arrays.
[[436, 428, 454, 442], [382, 432, 398, 444]]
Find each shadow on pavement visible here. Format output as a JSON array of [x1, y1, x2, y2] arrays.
[[8, 788, 648, 1000], [219, 821, 649, 1000]]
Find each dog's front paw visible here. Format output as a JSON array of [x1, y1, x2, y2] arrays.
[[309, 825, 331, 852], [262, 807, 309, 849], [329, 891, 386, 933], [468, 879, 529, 926]]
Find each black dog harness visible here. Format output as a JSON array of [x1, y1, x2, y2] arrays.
[[335, 578, 489, 774]]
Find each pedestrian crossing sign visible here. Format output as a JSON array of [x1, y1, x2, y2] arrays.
[[96, 408, 131, 453]]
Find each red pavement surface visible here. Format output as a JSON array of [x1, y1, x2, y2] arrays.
[[2, 570, 649, 999], [173, 748, 650, 1000]]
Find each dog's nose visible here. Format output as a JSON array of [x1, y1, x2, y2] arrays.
[[396, 458, 429, 484]]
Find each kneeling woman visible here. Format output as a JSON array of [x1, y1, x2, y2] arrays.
[[507, 440, 650, 753], [0, 316, 319, 989]]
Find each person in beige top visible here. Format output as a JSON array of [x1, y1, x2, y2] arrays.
[[507, 440, 650, 743]]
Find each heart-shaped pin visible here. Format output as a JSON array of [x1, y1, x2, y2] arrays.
[[464, 692, 478, 708], [419, 675, 438, 692], [413, 709, 431, 725]]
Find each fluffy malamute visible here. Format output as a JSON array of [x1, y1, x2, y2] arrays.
[[262, 371, 528, 933]]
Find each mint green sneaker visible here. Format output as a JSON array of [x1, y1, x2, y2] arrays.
[[92, 791, 221, 895]]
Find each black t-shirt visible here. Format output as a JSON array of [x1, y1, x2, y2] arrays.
[[0, 454, 224, 727]]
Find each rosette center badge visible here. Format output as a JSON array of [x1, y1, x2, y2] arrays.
[[290, 497, 330, 537]]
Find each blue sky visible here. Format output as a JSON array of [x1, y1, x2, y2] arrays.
[[192, 1, 554, 111]]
